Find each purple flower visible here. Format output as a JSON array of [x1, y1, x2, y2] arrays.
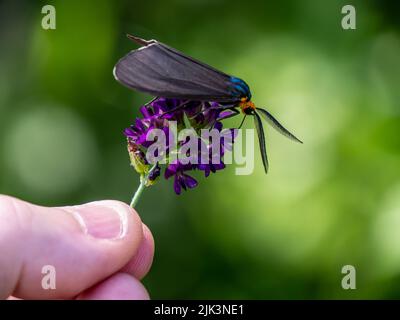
[[124, 97, 239, 195], [198, 161, 226, 177], [214, 121, 238, 153], [124, 104, 173, 149], [148, 164, 161, 182], [165, 161, 198, 195], [196, 121, 237, 177], [151, 97, 185, 123], [124, 120, 153, 147]]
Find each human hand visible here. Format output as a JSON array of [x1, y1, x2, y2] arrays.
[[0, 195, 154, 300]]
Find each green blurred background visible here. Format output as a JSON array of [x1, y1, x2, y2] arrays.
[[1, 0, 399, 299]]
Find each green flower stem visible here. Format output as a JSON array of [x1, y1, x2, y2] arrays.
[[129, 164, 157, 208], [130, 175, 146, 208]]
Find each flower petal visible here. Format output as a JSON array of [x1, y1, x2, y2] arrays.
[[218, 110, 237, 120], [213, 121, 223, 131], [178, 175, 187, 191], [183, 174, 198, 189], [173, 176, 181, 195], [165, 164, 178, 179], [124, 128, 136, 138]]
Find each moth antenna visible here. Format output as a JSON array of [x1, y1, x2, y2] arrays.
[[253, 112, 269, 174], [256, 107, 303, 144]]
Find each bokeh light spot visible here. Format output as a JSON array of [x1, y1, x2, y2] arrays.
[[3, 105, 97, 196]]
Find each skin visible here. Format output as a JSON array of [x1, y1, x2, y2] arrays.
[[0, 195, 154, 300]]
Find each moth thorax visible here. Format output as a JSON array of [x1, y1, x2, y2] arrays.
[[239, 99, 256, 115]]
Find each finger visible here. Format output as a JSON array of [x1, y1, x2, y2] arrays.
[[0, 195, 144, 299], [76, 272, 150, 300], [121, 224, 154, 280]]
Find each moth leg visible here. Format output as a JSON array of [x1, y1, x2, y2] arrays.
[[143, 96, 159, 107], [238, 115, 247, 129], [159, 100, 189, 118], [187, 104, 239, 121]]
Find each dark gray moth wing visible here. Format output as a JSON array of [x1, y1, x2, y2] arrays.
[[114, 40, 239, 102], [253, 112, 269, 174], [256, 108, 303, 143]]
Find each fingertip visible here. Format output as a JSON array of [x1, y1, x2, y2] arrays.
[[0, 196, 146, 299], [121, 223, 155, 279], [76, 273, 150, 300]]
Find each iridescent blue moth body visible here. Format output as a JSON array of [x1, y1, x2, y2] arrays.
[[114, 34, 302, 173]]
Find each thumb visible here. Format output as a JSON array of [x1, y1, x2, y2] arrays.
[[0, 195, 144, 299]]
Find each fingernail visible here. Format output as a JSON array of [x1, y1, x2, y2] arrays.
[[69, 201, 129, 239]]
